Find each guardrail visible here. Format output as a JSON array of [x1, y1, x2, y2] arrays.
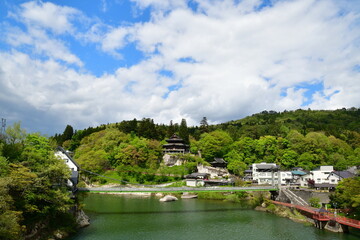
[[79, 186, 278, 193], [271, 200, 360, 229]]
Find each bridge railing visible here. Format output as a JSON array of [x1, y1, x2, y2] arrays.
[[335, 216, 360, 226], [272, 200, 360, 228]]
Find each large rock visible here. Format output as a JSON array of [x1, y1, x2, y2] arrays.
[[159, 195, 178, 202], [181, 192, 198, 199], [76, 209, 90, 228], [163, 154, 185, 166], [197, 164, 230, 178]]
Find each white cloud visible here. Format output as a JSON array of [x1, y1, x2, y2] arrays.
[[5, 25, 83, 66], [101, 27, 131, 57], [131, 0, 188, 11], [4, 1, 84, 66], [19, 1, 81, 34], [1, 0, 360, 134]]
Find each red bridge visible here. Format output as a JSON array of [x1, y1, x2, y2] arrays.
[[272, 201, 360, 230]]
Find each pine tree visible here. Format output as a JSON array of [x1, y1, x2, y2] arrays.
[[168, 120, 175, 137], [200, 117, 209, 133], [61, 125, 74, 145], [179, 119, 189, 144]]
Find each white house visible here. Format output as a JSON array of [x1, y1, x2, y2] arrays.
[[278, 171, 293, 185], [298, 166, 344, 189], [327, 171, 355, 185], [251, 162, 279, 185], [299, 173, 312, 187], [312, 166, 334, 185], [55, 146, 80, 191], [185, 173, 210, 187]]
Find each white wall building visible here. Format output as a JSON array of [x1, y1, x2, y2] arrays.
[[312, 166, 334, 184], [252, 162, 279, 185], [185, 173, 210, 187], [299, 166, 334, 187], [327, 171, 355, 185], [54, 146, 80, 190], [279, 171, 293, 185], [299, 173, 312, 187]]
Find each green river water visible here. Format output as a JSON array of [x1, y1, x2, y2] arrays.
[[68, 194, 360, 240]]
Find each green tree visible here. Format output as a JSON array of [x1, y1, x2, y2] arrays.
[[167, 120, 175, 137], [280, 150, 298, 169], [5, 122, 26, 145], [200, 117, 209, 133], [179, 118, 189, 144], [198, 130, 233, 161], [61, 125, 74, 144], [0, 178, 23, 240], [330, 177, 360, 219], [224, 150, 247, 176]]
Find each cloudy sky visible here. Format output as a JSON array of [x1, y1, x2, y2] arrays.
[[0, 0, 359, 135]]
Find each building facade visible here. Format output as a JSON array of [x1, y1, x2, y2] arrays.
[[55, 146, 80, 191], [251, 162, 279, 185]]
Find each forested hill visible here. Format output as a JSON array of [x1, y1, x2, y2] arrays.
[[216, 108, 360, 142], [55, 108, 360, 148], [51, 107, 360, 177]]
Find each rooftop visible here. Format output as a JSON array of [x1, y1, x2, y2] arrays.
[[329, 171, 355, 179]]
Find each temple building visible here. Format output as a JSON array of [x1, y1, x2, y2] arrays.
[[163, 134, 189, 154]]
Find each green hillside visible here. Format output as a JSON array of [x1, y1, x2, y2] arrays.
[[51, 108, 360, 183]]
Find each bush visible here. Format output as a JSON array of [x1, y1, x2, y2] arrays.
[[197, 192, 227, 200], [309, 197, 321, 208], [266, 203, 276, 212]]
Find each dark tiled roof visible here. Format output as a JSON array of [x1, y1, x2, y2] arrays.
[[330, 171, 355, 179], [314, 183, 336, 188], [212, 158, 227, 163]]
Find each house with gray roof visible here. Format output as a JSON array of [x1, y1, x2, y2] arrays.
[[327, 171, 355, 185], [251, 162, 279, 185]]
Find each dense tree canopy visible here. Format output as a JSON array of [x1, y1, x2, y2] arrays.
[[56, 108, 360, 176], [0, 123, 74, 240], [330, 177, 360, 219]]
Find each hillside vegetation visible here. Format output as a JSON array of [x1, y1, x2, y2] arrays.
[[53, 108, 360, 182]]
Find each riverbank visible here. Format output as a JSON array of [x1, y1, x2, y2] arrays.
[[68, 193, 360, 240], [24, 204, 89, 240], [76, 191, 360, 236], [254, 201, 311, 225]]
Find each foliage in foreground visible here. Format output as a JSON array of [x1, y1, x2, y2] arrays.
[[330, 177, 360, 220], [0, 123, 75, 240]]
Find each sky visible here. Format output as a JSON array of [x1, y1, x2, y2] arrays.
[[0, 0, 359, 135]]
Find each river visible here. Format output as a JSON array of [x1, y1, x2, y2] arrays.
[[68, 193, 360, 240]]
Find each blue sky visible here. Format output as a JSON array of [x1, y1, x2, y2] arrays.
[[0, 0, 359, 135]]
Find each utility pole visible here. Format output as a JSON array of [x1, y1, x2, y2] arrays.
[[0, 118, 6, 138]]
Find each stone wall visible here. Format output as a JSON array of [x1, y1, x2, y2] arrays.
[[290, 189, 331, 205]]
